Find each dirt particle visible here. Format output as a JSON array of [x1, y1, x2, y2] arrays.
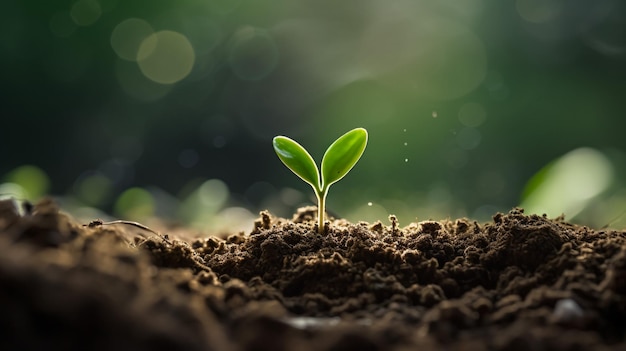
[[419, 221, 442, 236]]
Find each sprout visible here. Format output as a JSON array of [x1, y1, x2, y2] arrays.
[[273, 128, 368, 234]]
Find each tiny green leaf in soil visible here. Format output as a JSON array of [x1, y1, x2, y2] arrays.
[[273, 128, 368, 234]]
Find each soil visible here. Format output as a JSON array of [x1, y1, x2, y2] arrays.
[[1, 198, 625, 351]]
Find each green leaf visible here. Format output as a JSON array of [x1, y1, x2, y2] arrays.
[[273, 136, 320, 190], [321, 128, 368, 189], [519, 148, 613, 219]]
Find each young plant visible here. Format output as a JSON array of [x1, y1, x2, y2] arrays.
[[273, 128, 368, 234]]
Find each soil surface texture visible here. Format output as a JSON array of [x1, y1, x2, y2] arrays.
[[1, 198, 625, 350]]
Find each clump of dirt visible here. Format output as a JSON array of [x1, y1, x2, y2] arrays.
[[1, 198, 625, 350]]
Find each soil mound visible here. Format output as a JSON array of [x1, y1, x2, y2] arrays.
[[1, 199, 625, 350]]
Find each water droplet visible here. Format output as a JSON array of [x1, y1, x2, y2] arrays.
[[432, 111, 438, 118], [404, 158, 409, 163], [367, 202, 373, 206], [404, 142, 408, 146]]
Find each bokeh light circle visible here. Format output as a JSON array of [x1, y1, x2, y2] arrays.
[[115, 59, 171, 101], [137, 30, 196, 85], [110, 18, 154, 61], [114, 187, 155, 220], [183, 19, 222, 56], [70, 0, 102, 26], [3, 165, 50, 199], [458, 102, 487, 127], [229, 27, 279, 81]]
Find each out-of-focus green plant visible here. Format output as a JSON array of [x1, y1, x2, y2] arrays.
[[273, 128, 368, 233], [520, 147, 613, 219], [2, 165, 50, 200]]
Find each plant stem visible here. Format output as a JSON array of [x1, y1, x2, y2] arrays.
[[317, 189, 327, 234]]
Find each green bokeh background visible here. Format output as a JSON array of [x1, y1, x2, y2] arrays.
[[2, 0, 626, 231]]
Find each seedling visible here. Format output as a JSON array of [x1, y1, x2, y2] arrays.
[[273, 128, 368, 234]]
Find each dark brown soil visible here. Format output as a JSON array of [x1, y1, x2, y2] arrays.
[[1, 198, 625, 350]]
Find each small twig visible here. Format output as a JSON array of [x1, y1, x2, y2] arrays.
[[84, 219, 171, 244]]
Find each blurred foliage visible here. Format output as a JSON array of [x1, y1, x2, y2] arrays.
[[520, 148, 613, 219], [2, 0, 626, 231]]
